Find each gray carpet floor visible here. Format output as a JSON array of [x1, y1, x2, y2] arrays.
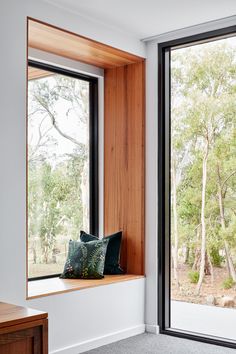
[[84, 333, 236, 354]]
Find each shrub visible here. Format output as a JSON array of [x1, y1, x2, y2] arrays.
[[210, 247, 224, 267], [188, 271, 199, 284], [222, 277, 235, 290]]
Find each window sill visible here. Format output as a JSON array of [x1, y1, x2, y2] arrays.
[[27, 274, 144, 300]]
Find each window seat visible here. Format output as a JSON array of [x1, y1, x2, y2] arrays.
[[27, 274, 144, 299]]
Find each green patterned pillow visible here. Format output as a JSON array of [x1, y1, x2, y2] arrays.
[[60, 239, 109, 279], [80, 230, 124, 275]]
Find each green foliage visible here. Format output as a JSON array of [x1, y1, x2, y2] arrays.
[[222, 216, 236, 248], [222, 277, 235, 290], [209, 246, 224, 267], [188, 271, 200, 284], [28, 158, 86, 262], [186, 246, 198, 267], [28, 74, 89, 267], [171, 39, 236, 287]]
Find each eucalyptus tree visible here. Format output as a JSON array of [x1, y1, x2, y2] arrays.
[[28, 74, 89, 263], [172, 41, 236, 294]]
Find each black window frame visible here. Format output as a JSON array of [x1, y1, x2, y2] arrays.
[[27, 60, 99, 281], [158, 25, 236, 348]]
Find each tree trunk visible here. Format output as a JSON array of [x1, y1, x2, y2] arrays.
[[52, 249, 57, 264], [31, 239, 37, 264], [32, 247, 37, 264], [81, 159, 89, 231], [192, 247, 200, 271], [208, 252, 214, 285], [224, 241, 236, 281], [204, 252, 211, 275], [184, 245, 190, 264], [196, 141, 209, 295], [217, 164, 236, 281], [192, 248, 211, 276], [42, 234, 49, 264], [43, 249, 49, 264], [192, 228, 200, 270], [172, 162, 179, 285]]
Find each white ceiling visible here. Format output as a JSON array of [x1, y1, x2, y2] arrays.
[[44, 0, 236, 39]]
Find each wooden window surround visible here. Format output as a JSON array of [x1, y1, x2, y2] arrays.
[[27, 18, 145, 298], [27, 275, 144, 299]]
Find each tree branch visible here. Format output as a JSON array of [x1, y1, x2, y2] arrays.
[[222, 170, 236, 189], [34, 95, 81, 147]]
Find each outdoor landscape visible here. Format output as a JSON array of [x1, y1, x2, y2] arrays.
[[171, 36, 236, 308], [28, 70, 90, 278]]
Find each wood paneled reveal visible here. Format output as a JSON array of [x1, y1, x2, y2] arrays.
[[28, 19, 143, 69], [28, 67, 52, 81], [28, 274, 144, 299], [104, 61, 145, 275], [28, 18, 145, 277]]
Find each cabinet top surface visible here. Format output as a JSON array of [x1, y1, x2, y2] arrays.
[[0, 302, 47, 329]]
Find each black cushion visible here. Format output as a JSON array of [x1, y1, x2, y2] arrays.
[[80, 230, 124, 275]]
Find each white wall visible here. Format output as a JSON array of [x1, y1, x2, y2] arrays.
[[28, 0, 146, 57], [0, 1, 145, 352], [29, 279, 145, 353]]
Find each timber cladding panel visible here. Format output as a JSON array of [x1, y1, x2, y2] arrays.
[[28, 19, 143, 69], [104, 61, 145, 275]]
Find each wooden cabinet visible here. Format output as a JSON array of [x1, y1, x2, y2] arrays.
[[0, 302, 48, 354]]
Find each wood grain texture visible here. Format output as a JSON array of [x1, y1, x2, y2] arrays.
[[28, 18, 143, 69], [28, 67, 53, 81], [126, 61, 145, 275], [104, 66, 127, 268], [0, 327, 39, 354], [0, 337, 33, 354], [0, 303, 47, 329], [0, 302, 48, 354], [104, 61, 145, 275], [42, 319, 48, 354], [0, 321, 48, 354], [27, 274, 144, 299]]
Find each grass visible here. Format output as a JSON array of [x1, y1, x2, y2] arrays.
[[222, 277, 235, 290], [188, 270, 199, 284]]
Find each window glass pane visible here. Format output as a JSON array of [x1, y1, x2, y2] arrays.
[[28, 67, 90, 278], [170, 35, 236, 339]]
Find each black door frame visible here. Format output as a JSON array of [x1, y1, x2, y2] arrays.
[[158, 25, 236, 348]]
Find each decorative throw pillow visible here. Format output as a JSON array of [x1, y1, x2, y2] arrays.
[[80, 230, 124, 275], [60, 239, 108, 279]]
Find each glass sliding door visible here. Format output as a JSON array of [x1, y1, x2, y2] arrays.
[[158, 27, 236, 345]]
